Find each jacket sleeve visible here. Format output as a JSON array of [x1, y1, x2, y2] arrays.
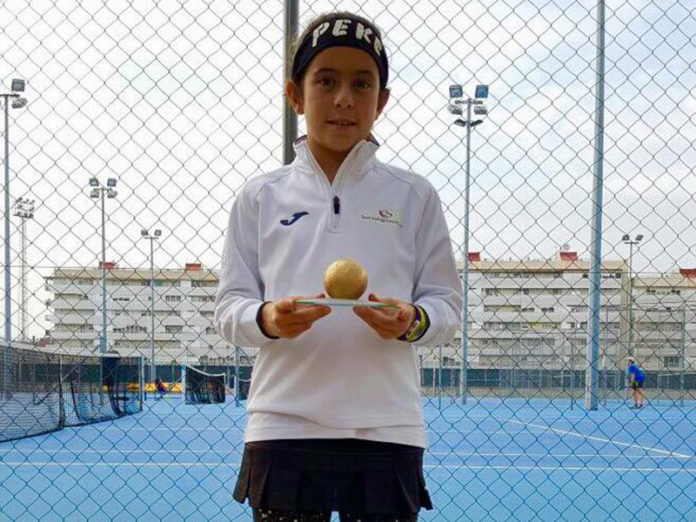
[[412, 183, 463, 347], [214, 184, 274, 348]]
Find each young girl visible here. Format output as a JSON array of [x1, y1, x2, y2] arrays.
[[215, 11, 461, 522]]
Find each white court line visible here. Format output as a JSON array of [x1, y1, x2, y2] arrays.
[[0, 461, 694, 474], [53, 427, 528, 436], [509, 420, 693, 459], [427, 451, 692, 460]]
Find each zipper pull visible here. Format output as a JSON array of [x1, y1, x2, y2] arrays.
[[333, 195, 340, 215]]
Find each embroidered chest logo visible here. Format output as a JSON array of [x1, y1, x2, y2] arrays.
[[361, 209, 402, 227], [280, 211, 309, 226]]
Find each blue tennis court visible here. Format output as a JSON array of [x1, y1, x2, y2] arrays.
[[1, 395, 694, 521]]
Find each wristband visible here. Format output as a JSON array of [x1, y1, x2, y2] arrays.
[[398, 305, 429, 343], [256, 302, 279, 339]]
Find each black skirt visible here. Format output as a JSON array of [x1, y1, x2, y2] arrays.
[[233, 438, 433, 515]]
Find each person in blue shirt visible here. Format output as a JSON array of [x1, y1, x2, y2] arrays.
[[627, 357, 646, 409]]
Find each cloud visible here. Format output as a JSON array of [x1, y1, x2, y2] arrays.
[[2, 0, 695, 339]]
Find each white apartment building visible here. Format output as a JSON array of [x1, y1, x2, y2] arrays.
[[434, 251, 696, 373], [45, 262, 226, 364], [630, 270, 696, 371], [44, 255, 696, 372]]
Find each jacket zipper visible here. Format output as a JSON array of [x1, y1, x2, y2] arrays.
[[331, 195, 341, 232], [305, 140, 367, 234]]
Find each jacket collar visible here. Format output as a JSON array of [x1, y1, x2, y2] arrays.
[[292, 134, 380, 181]]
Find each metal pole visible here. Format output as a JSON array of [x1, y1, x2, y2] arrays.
[[150, 237, 155, 383], [101, 188, 107, 354], [627, 241, 634, 356], [3, 97, 11, 398], [283, 0, 299, 164], [20, 216, 26, 341], [570, 331, 575, 410], [602, 302, 609, 405], [419, 352, 424, 391], [460, 98, 472, 405], [438, 344, 442, 410], [584, 0, 606, 411], [4, 96, 11, 346], [624, 242, 634, 402], [234, 344, 240, 408], [680, 303, 686, 407]]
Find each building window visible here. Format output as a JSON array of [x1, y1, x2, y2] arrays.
[[663, 356, 680, 369], [114, 325, 147, 333], [165, 295, 182, 303], [191, 280, 217, 288], [191, 295, 215, 303], [165, 325, 183, 333]]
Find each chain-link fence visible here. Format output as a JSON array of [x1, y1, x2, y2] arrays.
[[1, 0, 695, 520]]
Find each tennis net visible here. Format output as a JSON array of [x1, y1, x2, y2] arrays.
[[184, 365, 226, 404], [0, 342, 143, 442], [63, 353, 143, 425]]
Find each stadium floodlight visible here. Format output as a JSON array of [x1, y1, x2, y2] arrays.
[[139, 228, 164, 382], [621, 232, 646, 386], [446, 83, 490, 406], [475, 84, 489, 99], [12, 197, 36, 342], [11, 79, 25, 92], [474, 105, 488, 116], [86, 177, 119, 354], [2, 78, 28, 358]]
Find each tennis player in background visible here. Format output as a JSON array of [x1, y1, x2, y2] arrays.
[[627, 356, 646, 409]]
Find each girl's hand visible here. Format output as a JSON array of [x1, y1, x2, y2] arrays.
[[353, 293, 416, 340], [261, 293, 332, 339]]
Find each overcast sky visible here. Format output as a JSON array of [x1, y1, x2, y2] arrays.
[[1, 0, 694, 340]]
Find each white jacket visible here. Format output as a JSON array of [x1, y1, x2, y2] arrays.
[[215, 136, 462, 440]]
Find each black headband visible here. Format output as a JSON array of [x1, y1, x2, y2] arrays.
[[291, 15, 389, 89]]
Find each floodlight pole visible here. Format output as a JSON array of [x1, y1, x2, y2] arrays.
[[3, 95, 14, 347], [283, 0, 299, 164], [140, 229, 162, 383], [88, 178, 117, 355], [450, 94, 486, 405], [460, 98, 473, 405], [680, 303, 686, 407], [13, 198, 35, 341], [2, 89, 25, 398], [100, 187, 107, 354], [622, 233, 643, 400], [148, 235, 155, 382]]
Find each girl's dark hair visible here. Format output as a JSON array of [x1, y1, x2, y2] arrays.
[[288, 11, 387, 90]]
